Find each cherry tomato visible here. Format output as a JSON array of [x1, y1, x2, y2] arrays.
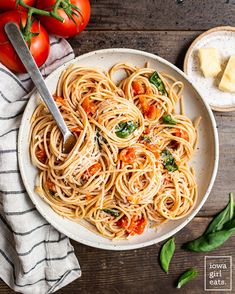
[[35, 149, 47, 163], [119, 147, 136, 163], [46, 181, 56, 192], [82, 163, 101, 181], [82, 97, 97, 116], [145, 143, 160, 159], [174, 128, 189, 141], [145, 104, 161, 120], [117, 216, 147, 235], [37, 0, 90, 38], [53, 95, 67, 106], [0, 11, 50, 73], [0, 0, 36, 11], [132, 80, 146, 95]]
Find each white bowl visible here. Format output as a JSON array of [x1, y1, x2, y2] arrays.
[[18, 48, 219, 250]]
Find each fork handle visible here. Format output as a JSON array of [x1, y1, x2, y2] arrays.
[[4, 22, 70, 137]]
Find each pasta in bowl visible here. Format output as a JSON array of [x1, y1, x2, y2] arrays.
[[19, 49, 218, 249]]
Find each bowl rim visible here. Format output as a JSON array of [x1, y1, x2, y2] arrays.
[[18, 48, 219, 250]]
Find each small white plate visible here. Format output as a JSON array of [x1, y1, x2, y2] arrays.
[[18, 48, 219, 250], [184, 26, 235, 112]]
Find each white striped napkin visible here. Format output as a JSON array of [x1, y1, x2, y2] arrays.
[[0, 36, 81, 294]]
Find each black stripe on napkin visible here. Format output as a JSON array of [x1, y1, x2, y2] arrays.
[[0, 215, 49, 236], [0, 68, 27, 93], [0, 248, 80, 287], [23, 250, 75, 275], [17, 236, 67, 257]]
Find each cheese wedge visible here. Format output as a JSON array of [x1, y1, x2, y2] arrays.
[[219, 56, 235, 93], [198, 48, 221, 77]]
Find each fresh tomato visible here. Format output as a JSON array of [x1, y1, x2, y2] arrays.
[[117, 215, 147, 235], [37, 0, 90, 38], [119, 147, 136, 163], [82, 97, 97, 116], [132, 80, 145, 95], [0, 0, 36, 11], [0, 11, 50, 73], [35, 148, 47, 163]]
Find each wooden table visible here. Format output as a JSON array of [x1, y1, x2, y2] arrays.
[[1, 1, 235, 293]]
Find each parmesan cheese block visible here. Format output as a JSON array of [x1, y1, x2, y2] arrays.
[[198, 48, 221, 77], [219, 56, 235, 93]]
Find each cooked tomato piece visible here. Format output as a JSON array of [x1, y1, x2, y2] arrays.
[[82, 163, 101, 180], [46, 181, 56, 192], [117, 216, 129, 229], [71, 127, 82, 135], [139, 96, 161, 120], [119, 147, 136, 163], [146, 87, 152, 95], [145, 143, 160, 159], [82, 97, 97, 115], [143, 126, 150, 134], [133, 217, 147, 235], [174, 129, 189, 141], [139, 95, 149, 113], [145, 105, 161, 120], [53, 95, 67, 107], [117, 215, 147, 235], [35, 149, 47, 163], [132, 80, 146, 95]]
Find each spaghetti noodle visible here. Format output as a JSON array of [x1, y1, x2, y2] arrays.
[[30, 62, 199, 239]]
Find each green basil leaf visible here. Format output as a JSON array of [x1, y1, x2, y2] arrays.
[[221, 218, 235, 231], [115, 121, 139, 138], [176, 268, 198, 288], [162, 115, 177, 125], [102, 209, 120, 217], [160, 237, 175, 273], [149, 71, 168, 96], [184, 229, 235, 252], [161, 149, 178, 172], [205, 192, 234, 234]]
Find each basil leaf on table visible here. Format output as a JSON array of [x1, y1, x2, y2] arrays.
[[115, 121, 139, 138], [149, 71, 168, 96], [184, 193, 235, 252], [162, 114, 177, 125], [159, 237, 175, 273], [205, 192, 234, 234], [184, 229, 235, 252], [102, 208, 120, 217], [161, 149, 178, 172], [176, 268, 198, 288]]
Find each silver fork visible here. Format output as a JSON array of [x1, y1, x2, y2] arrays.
[[5, 22, 77, 154]]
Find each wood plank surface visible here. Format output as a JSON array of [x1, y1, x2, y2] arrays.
[[0, 217, 234, 293], [1, 1, 235, 292], [88, 0, 235, 31]]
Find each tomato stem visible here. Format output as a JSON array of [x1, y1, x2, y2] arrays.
[[18, 0, 65, 23], [53, 0, 63, 13]]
